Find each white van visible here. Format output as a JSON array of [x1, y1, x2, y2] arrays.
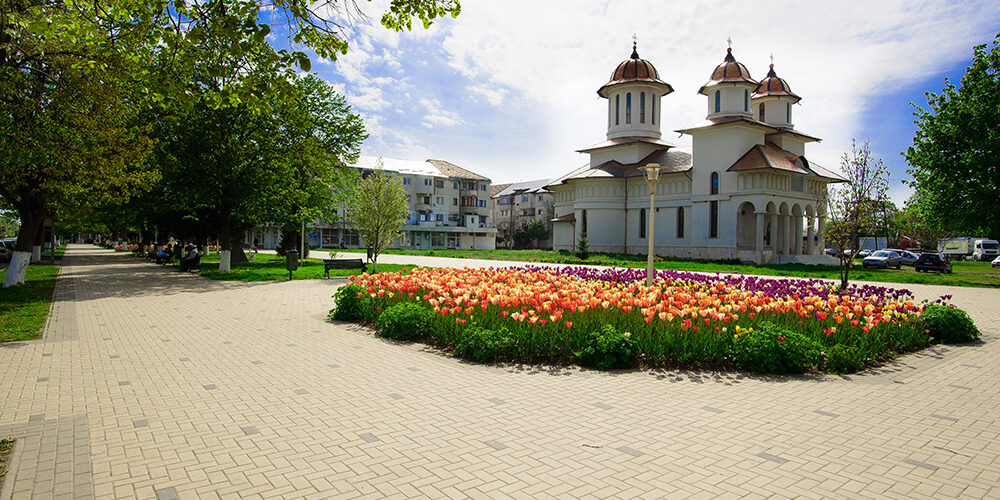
[[972, 239, 1000, 261]]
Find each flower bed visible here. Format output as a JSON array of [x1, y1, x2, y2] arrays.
[[333, 266, 974, 374]]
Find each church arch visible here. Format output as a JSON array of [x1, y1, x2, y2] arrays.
[[737, 201, 757, 249]]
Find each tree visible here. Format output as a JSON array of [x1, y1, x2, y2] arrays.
[[824, 140, 890, 289], [904, 33, 1000, 239], [515, 218, 549, 249], [343, 162, 408, 273]]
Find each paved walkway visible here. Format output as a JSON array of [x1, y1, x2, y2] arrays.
[[1, 244, 999, 499]]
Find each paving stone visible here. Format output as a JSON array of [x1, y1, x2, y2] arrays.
[[241, 426, 258, 436], [358, 433, 379, 443], [757, 453, 790, 464], [484, 440, 506, 450], [133, 420, 147, 428]]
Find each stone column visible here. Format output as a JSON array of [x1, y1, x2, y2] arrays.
[[793, 215, 803, 255], [806, 216, 815, 255], [755, 213, 765, 252], [818, 214, 826, 251], [785, 214, 794, 255]]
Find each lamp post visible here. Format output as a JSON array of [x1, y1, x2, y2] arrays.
[[639, 163, 664, 286]]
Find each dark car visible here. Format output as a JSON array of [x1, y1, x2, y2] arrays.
[[914, 253, 953, 274]]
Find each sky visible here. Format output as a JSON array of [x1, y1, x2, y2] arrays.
[[306, 0, 1000, 207]]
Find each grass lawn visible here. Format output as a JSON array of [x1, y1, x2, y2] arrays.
[[54, 243, 66, 260], [336, 248, 1000, 288], [0, 265, 60, 342], [192, 252, 416, 281], [0, 438, 12, 490]]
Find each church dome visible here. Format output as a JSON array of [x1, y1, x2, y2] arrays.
[[698, 47, 756, 95], [597, 43, 673, 98], [753, 64, 801, 103]]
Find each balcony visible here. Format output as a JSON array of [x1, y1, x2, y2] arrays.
[[415, 202, 432, 211], [460, 205, 478, 214]]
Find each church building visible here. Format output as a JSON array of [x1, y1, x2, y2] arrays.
[[548, 43, 845, 264]]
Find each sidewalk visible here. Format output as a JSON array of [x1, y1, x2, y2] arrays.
[[1, 244, 998, 498]]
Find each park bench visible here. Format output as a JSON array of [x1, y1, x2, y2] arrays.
[[323, 258, 366, 278], [180, 254, 202, 272]]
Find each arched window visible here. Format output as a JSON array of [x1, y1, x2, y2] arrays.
[[640, 92, 646, 124], [714, 91, 721, 113], [787, 102, 791, 122], [676, 207, 685, 238], [639, 208, 646, 238], [626, 92, 632, 124], [709, 201, 719, 238], [711, 172, 719, 195], [744, 90, 748, 111], [615, 95, 620, 125], [582, 209, 588, 235], [759, 103, 765, 122], [652, 96, 656, 124]]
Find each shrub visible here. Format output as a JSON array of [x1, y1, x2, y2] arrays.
[[330, 283, 366, 321], [454, 326, 512, 363], [920, 304, 980, 344], [577, 325, 635, 370], [374, 302, 432, 340], [575, 232, 589, 261], [824, 344, 866, 373], [730, 323, 821, 374]]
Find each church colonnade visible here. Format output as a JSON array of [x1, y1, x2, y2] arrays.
[[737, 200, 825, 256]]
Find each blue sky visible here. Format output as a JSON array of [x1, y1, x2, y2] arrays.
[[303, 0, 999, 207]]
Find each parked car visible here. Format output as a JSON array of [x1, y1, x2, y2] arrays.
[[862, 250, 902, 269], [992, 255, 1000, 268], [887, 249, 919, 266], [0, 239, 14, 262], [914, 253, 953, 273], [824, 248, 838, 257]]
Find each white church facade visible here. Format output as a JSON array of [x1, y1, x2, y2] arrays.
[[548, 44, 845, 265]]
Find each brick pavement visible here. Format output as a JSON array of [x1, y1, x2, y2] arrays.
[[1, 244, 999, 499]]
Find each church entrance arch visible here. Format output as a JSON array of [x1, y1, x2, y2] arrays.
[[737, 201, 756, 250]]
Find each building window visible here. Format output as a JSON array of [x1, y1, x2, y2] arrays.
[[435, 180, 444, 188], [639, 208, 646, 238], [453, 198, 458, 205], [453, 182, 458, 189], [425, 179, 432, 186], [480, 185, 486, 191], [436, 196, 444, 204], [537, 208, 542, 215], [436, 214, 443, 222], [615, 95, 620, 125], [711, 172, 719, 195], [651, 96, 656, 124], [626, 92, 632, 124], [521, 195, 528, 202], [478, 200, 487, 207], [744, 89, 748, 111], [714, 91, 720, 113], [787, 102, 791, 122], [676, 207, 684, 238], [640, 92, 646, 123], [403, 178, 411, 185], [709, 200, 719, 238], [422, 196, 430, 204], [759, 102, 765, 122], [582, 210, 588, 234]]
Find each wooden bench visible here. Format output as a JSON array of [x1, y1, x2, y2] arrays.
[[180, 254, 202, 272], [323, 258, 366, 278]]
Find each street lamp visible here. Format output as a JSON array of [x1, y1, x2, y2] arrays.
[[639, 163, 664, 286]]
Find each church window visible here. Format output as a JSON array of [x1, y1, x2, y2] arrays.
[[582, 210, 588, 234], [744, 90, 748, 111], [676, 207, 684, 238], [639, 208, 646, 238], [709, 201, 719, 238], [787, 102, 791, 122], [626, 93, 632, 124], [714, 91, 720, 113], [640, 92, 646, 124], [652, 96, 656, 124], [759, 103, 765, 122], [615, 95, 620, 125], [711, 172, 719, 195]]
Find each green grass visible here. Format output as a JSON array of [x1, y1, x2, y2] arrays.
[[0, 438, 13, 489], [0, 265, 60, 342], [192, 252, 416, 281], [336, 248, 1000, 288], [54, 243, 66, 260]]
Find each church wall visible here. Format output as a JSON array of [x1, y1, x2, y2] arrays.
[[589, 142, 661, 167], [607, 83, 664, 140], [767, 134, 806, 156]]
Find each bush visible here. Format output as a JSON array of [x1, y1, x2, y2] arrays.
[[824, 344, 866, 373], [920, 304, 980, 344], [577, 325, 635, 370], [374, 302, 432, 341], [575, 232, 589, 261], [729, 323, 821, 374], [330, 283, 366, 321], [454, 326, 512, 363]]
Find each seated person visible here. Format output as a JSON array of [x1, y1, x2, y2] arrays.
[[156, 244, 172, 264], [179, 244, 200, 271]]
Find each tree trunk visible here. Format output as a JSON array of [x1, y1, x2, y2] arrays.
[[4, 207, 43, 287], [218, 218, 232, 272]]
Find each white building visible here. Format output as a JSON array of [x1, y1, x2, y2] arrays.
[[491, 179, 553, 249], [548, 43, 845, 264]]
